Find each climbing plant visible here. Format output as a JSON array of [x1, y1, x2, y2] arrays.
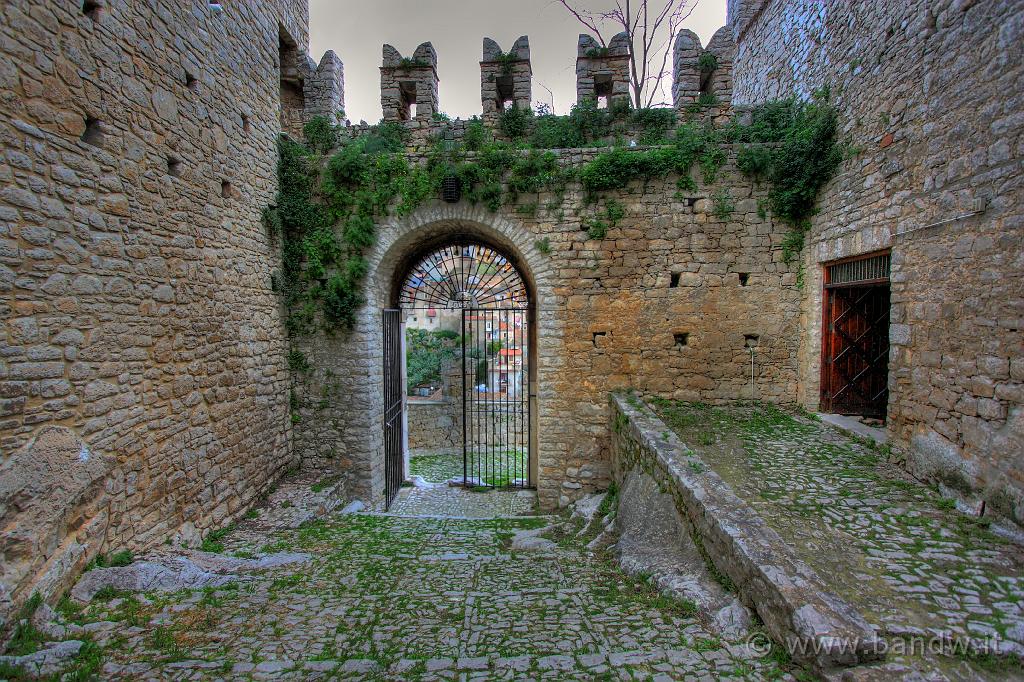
[[731, 88, 842, 261], [267, 94, 841, 335]]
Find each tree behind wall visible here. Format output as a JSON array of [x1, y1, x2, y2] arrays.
[[558, 0, 700, 108], [406, 329, 459, 393]]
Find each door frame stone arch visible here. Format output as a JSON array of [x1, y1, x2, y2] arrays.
[[341, 203, 556, 506]]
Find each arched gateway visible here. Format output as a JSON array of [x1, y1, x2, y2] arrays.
[[383, 239, 536, 508]]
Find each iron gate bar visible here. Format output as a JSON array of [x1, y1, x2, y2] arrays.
[[461, 308, 530, 488], [382, 309, 404, 510], [397, 240, 533, 489]]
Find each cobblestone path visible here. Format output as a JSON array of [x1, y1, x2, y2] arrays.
[[652, 399, 1024, 679], [386, 484, 538, 518], [63, 487, 790, 681], [409, 449, 530, 488]]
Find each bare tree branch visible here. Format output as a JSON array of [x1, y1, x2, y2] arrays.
[[558, 0, 701, 108]]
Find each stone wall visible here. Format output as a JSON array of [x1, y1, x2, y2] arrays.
[[407, 400, 460, 452], [729, 0, 1024, 521], [292, 148, 803, 509], [0, 0, 324, 627]]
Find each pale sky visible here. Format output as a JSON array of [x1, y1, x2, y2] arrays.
[[308, 0, 728, 123]]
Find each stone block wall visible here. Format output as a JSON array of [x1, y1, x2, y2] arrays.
[[481, 37, 532, 125], [407, 401, 460, 453], [730, 0, 1024, 521], [0, 0, 319, 626], [292, 148, 803, 509], [380, 43, 439, 122], [576, 33, 632, 107]]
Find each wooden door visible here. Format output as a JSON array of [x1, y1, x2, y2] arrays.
[[820, 253, 891, 418]]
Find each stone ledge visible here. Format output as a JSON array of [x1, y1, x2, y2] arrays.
[[609, 393, 882, 672]]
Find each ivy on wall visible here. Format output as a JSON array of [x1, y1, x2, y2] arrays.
[[266, 94, 841, 334], [732, 88, 843, 262]]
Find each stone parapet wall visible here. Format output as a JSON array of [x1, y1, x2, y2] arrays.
[[0, 0, 313, 627], [407, 401, 460, 452], [608, 393, 881, 672], [730, 0, 1024, 521]]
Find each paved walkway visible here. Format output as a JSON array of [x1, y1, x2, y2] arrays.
[[51, 485, 790, 681], [386, 484, 538, 518], [652, 399, 1024, 680], [409, 449, 531, 488]]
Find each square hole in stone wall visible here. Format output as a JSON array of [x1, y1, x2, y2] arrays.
[[674, 332, 689, 349], [592, 331, 608, 347], [241, 114, 251, 132], [744, 334, 760, 348], [80, 116, 104, 147], [185, 72, 198, 90], [221, 180, 232, 198], [167, 157, 182, 177], [669, 272, 681, 288], [738, 272, 749, 286], [82, 0, 102, 21]]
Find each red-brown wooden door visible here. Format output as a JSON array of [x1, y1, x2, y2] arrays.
[[820, 253, 891, 418]]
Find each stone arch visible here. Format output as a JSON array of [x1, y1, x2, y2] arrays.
[[367, 205, 553, 311], [340, 203, 556, 505]]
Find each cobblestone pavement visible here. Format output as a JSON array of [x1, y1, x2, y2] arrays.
[[652, 399, 1024, 680], [51, 484, 794, 681], [385, 484, 538, 518], [410, 449, 530, 487]]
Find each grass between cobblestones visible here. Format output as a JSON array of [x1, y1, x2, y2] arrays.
[[650, 398, 1024, 678], [409, 449, 529, 487], [29, 509, 794, 680]]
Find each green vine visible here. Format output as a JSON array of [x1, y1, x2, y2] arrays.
[[266, 93, 841, 335], [494, 50, 520, 75], [578, 122, 725, 198], [731, 88, 842, 261], [698, 52, 719, 73], [265, 118, 433, 334], [711, 189, 734, 220], [397, 57, 430, 70]]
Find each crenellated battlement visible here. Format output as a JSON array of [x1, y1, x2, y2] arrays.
[[575, 32, 633, 107], [480, 36, 532, 124], [672, 26, 735, 109], [380, 42, 440, 122], [333, 28, 736, 140]]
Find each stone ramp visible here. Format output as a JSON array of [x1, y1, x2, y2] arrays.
[[611, 394, 882, 673], [639, 396, 1024, 680]]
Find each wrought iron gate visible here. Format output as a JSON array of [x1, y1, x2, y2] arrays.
[[461, 308, 531, 487], [382, 308, 404, 509], [396, 242, 533, 490], [820, 252, 891, 417]]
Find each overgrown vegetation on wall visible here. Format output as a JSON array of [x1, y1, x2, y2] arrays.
[[732, 89, 843, 261], [266, 94, 840, 333]]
